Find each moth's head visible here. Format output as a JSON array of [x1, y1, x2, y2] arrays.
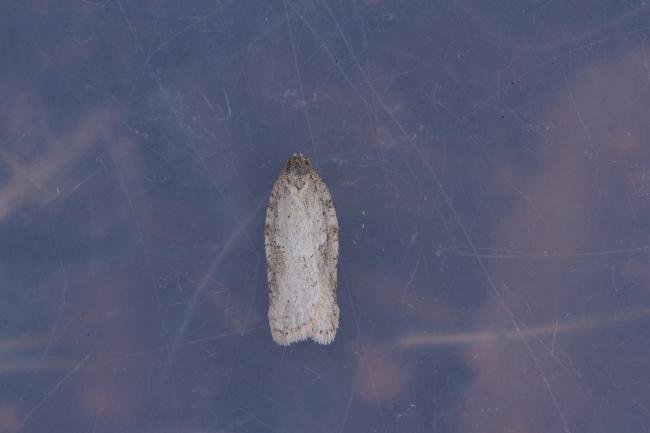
[[283, 153, 313, 190], [285, 153, 312, 177]]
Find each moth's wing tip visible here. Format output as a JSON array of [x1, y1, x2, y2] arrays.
[[271, 330, 309, 346], [270, 322, 338, 346], [311, 333, 336, 345], [271, 337, 293, 346]]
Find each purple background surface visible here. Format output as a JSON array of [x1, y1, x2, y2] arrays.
[[2, 1, 650, 432]]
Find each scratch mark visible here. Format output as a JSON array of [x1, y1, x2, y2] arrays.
[[117, 0, 255, 251], [160, 196, 266, 380], [283, 0, 319, 166], [41, 211, 69, 361], [16, 354, 90, 433], [563, 66, 597, 159], [400, 246, 421, 304], [444, 245, 649, 258]]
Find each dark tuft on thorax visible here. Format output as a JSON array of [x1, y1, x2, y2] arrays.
[[285, 153, 311, 177]]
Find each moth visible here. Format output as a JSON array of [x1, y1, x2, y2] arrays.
[[265, 154, 340, 345]]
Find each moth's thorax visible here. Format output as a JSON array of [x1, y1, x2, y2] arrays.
[[284, 153, 314, 190]]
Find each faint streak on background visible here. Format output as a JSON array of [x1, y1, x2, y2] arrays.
[[399, 307, 650, 348], [0, 110, 110, 222], [161, 196, 267, 380]]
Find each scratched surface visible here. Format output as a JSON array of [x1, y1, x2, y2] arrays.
[[1, 1, 650, 432]]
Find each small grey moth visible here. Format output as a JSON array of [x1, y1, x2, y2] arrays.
[[265, 154, 339, 345]]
